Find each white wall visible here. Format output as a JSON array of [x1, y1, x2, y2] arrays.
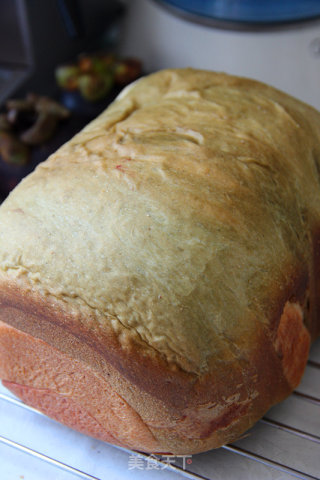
[[119, 0, 320, 109]]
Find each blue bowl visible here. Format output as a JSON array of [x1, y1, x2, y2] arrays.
[[155, 0, 320, 25]]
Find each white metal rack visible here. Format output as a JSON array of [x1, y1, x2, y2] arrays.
[[1, 337, 320, 480]]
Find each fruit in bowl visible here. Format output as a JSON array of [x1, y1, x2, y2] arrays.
[[55, 54, 142, 102]]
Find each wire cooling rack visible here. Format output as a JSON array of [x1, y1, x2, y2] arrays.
[[1, 337, 320, 480]]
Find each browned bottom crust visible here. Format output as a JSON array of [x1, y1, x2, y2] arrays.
[[0, 274, 313, 454], [0, 322, 159, 451]]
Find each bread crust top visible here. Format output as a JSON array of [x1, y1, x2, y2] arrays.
[[0, 68, 320, 377]]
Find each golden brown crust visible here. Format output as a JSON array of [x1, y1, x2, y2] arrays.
[[0, 69, 320, 453]]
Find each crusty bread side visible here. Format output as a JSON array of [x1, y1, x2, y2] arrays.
[[0, 69, 320, 454]]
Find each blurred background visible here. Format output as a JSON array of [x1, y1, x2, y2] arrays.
[[120, 0, 320, 109], [0, 0, 320, 201]]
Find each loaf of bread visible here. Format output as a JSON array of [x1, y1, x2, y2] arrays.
[[0, 69, 320, 454]]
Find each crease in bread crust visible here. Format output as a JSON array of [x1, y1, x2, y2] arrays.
[[0, 267, 176, 361], [0, 69, 320, 453], [0, 276, 294, 453]]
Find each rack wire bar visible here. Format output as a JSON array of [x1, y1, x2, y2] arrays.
[[2, 391, 320, 445], [0, 392, 209, 480], [0, 434, 101, 480], [260, 417, 320, 444], [308, 360, 320, 369], [292, 391, 320, 406], [0, 392, 45, 416], [1, 388, 320, 480], [223, 445, 320, 480], [0, 430, 211, 480]]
